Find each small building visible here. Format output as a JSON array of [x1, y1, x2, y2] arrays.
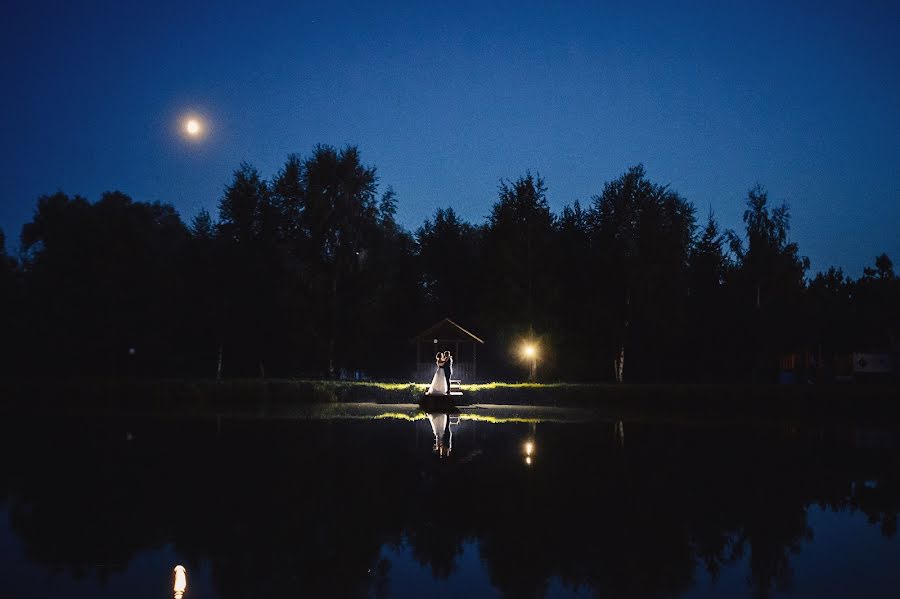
[[779, 348, 896, 383], [412, 318, 485, 383]]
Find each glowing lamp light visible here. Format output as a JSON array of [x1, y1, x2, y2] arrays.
[[173, 565, 187, 599], [524, 439, 535, 465], [521, 342, 539, 381]]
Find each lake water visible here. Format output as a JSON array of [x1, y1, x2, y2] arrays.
[[1, 402, 899, 598]]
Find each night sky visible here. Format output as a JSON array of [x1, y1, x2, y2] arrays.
[[2, 0, 898, 275]]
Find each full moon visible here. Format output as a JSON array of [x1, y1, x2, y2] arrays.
[[185, 118, 201, 136]]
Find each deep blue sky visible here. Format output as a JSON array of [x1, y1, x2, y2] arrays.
[[2, 0, 898, 275]]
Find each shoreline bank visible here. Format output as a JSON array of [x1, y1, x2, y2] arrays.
[[1, 379, 897, 422]]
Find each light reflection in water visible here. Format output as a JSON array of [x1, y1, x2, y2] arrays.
[[173, 565, 187, 599], [1, 415, 899, 598], [524, 439, 535, 465]]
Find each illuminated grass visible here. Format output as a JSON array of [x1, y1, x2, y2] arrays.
[[459, 382, 583, 391], [300, 379, 587, 391], [359, 382, 425, 391], [373, 412, 425, 421], [294, 379, 598, 405], [456, 414, 540, 423], [7, 378, 900, 417], [373, 411, 541, 424], [306, 380, 427, 391]]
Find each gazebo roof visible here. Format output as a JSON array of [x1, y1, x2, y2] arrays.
[[412, 318, 485, 344]]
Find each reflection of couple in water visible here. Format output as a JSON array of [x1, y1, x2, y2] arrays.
[[428, 411, 453, 457], [426, 351, 453, 396]]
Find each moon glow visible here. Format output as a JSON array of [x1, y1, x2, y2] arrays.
[[185, 118, 201, 136]]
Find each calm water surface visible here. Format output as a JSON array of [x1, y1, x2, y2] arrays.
[[1, 403, 899, 598]]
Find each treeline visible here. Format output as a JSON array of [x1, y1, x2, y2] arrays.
[[0, 145, 897, 382]]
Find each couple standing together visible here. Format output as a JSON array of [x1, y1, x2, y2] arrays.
[[427, 351, 453, 395]]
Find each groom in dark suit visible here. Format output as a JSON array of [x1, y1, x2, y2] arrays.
[[441, 351, 453, 394]]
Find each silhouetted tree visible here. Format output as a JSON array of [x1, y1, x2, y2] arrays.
[[727, 185, 808, 310], [590, 165, 696, 382], [5, 149, 898, 383], [0, 228, 13, 289], [268, 154, 315, 374], [215, 164, 282, 376], [853, 253, 899, 352], [800, 266, 854, 381], [726, 185, 809, 380], [480, 173, 558, 379], [351, 185, 422, 377], [0, 229, 18, 374], [218, 162, 270, 244], [863, 253, 895, 281], [0, 229, 12, 273], [687, 211, 730, 380], [554, 201, 594, 378], [181, 208, 224, 376], [190, 207, 215, 240], [416, 207, 480, 321], [299, 145, 379, 377], [19, 191, 188, 375]]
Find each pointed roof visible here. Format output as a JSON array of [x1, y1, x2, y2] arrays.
[[412, 317, 484, 344]]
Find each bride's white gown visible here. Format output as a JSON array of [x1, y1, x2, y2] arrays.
[[427, 365, 448, 395]]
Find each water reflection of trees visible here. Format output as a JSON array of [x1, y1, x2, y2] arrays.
[[1, 418, 898, 598]]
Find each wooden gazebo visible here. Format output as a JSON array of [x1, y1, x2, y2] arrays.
[[412, 318, 485, 383]]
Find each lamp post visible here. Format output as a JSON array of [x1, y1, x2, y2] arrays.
[[522, 343, 538, 381]]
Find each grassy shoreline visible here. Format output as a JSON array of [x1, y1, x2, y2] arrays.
[[1, 378, 898, 418]]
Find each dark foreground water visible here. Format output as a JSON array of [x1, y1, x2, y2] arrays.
[[1, 403, 899, 598]]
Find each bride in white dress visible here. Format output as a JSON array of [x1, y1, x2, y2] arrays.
[[428, 411, 451, 456], [426, 352, 448, 395]]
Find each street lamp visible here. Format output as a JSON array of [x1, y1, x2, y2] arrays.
[[521, 343, 538, 381]]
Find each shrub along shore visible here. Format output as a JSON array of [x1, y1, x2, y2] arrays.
[[1, 378, 898, 423]]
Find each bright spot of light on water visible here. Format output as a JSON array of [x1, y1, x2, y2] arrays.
[[173, 565, 187, 598]]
